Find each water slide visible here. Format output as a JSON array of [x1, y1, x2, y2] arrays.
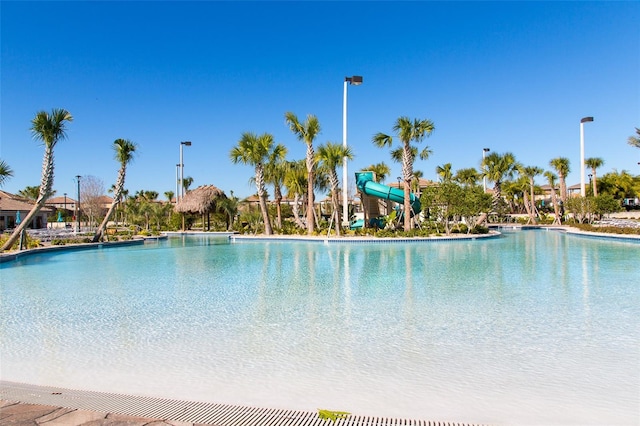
[[353, 172, 421, 228]]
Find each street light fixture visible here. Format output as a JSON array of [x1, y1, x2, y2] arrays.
[[75, 175, 81, 233], [342, 75, 363, 227], [482, 148, 490, 193], [397, 176, 401, 188], [580, 116, 594, 197], [179, 141, 192, 201]]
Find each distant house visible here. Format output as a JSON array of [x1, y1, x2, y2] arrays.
[[0, 190, 53, 231], [45, 195, 78, 213]]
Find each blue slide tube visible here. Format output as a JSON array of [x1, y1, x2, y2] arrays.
[[355, 172, 421, 214]]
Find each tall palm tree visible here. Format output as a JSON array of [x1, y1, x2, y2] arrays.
[[285, 112, 321, 234], [316, 142, 354, 236], [2, 108, 73, 252], [93, 139, 138, 242], [584, 157, 604, 197], [164, 191, 175, 203], [373, 116, 435, 231], [628, 127, 640, 149], [230, 132, 275, 235], [0, 159, 13, 187], [544, 171, 562, 224], [481, 151, 518, 213], [519, 165, 544, 224], [284, 160, 308, 230], [436, 163, 453, 182], [549, 157, 571, 203], [263, 143, 288, 229]]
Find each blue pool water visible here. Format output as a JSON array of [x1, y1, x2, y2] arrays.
[[1, 230, 638, 425]]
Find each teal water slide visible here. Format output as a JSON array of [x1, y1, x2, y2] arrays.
[[354, 171, 421, 223]]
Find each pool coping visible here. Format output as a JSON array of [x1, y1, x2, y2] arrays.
[[0, 381, 488, 426], [3, 227, 639, 263]]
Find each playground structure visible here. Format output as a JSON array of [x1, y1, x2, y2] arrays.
[[350, 171, 421, 229]]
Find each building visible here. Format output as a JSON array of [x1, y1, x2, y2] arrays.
[[0, 190, 53, 231]]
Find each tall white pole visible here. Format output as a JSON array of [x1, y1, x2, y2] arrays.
[[580, 122, 586, 197], [579, 117, 593, 197], [175, 164, 180, 203], [180, 144, 185, 200], [342, 79, 349, 227]]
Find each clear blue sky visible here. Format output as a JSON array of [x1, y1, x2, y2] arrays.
[[1, 1, 639, 201]]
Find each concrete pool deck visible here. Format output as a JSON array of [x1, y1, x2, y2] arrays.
[[0, 381, 485, 426]]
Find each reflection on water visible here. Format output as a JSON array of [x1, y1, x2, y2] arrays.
[[1, 231, 638, 425]]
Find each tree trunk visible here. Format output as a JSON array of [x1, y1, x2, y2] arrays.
[[1, 146, 54, 252], [306, 144, 315, 235], [292, 193, 306, 229], [402, 145, 412, 232], [330, 170, 341, 237], [550, 187, 561, 225], [93, 168, 126, 242]]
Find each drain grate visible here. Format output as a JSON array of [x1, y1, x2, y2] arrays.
[[0, 381, 486, 426]]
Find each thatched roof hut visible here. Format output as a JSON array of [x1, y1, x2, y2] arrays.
[[175, 185, 226, 214]]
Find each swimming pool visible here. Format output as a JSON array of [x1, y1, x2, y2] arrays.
[[1, 230, 638, 425]]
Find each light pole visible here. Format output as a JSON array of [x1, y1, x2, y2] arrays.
[[175, 164, 180, 203], [342, 75, 363, 227], [179, 141, 192, 200], [75, 175, 81, 233], [482, 148, 490, 193], [580, 116, 594, 197]]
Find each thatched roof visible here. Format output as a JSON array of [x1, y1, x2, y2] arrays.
[[174, 185, 226, 214]]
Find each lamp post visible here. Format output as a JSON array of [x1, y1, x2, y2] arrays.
[[179, 141, 192, 200], [580, 117, 594, 197], [396, 176, 401, 189], [342, 75, 363, 227], [75, 175, 81, 233], [63, 193, 67, 224], [482, 148, 490, 193], [175, 164, 180, 203]]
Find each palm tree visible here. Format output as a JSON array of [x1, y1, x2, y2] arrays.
[[218, 191, 239, 230], [284, 160, 308, 230], [230, 132, 275, 235], [481, 152, 518, 213], [584, 157, 604, 197], [182, 176, 194, 194], [285, 112, 321, 235], [519, 165, 544, 224], [0, 159, 13, 187], [2, 108, 73, 252], [164, 191, 175, 203], [544, 171, 562, 224], [628, 127, 640, 149], [549, 157, 571, 203], [93, 139, 138, 242], [436, 163, 453, 182], [17, 186, 41, 200], [316, 142, 354, 236], [362, 162, 391, 183], [454, 167, 480, 187], [263, 143, 288, 229], [373, 116, 435, 231]]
